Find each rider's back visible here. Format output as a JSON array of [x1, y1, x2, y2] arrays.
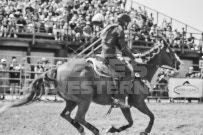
[[101, 24, 124, 57]]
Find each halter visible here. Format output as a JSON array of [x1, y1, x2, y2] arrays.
[[137, 41, 180, 70], [140, 42, 164, 64]]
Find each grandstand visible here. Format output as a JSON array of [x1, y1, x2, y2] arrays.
[[0, 0, 203, 101]]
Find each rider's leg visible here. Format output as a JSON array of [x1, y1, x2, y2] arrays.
[[108, 57, 133, 108]]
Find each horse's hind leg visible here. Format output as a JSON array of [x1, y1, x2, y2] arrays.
[[107, 108, 133, 133], [75, 101, 100, 135], [60, 100, 85, 134], [136, 100, 155, 134], [119, 108, 134, 131]]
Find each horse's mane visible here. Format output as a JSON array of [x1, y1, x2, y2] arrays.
[[140, 42, 164, 60]]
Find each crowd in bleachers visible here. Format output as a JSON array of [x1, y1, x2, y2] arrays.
[[0, 0, 127, 41], [0, 0, 201, 50]]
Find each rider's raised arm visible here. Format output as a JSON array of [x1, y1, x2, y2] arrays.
[[117, 26, 135, 60]]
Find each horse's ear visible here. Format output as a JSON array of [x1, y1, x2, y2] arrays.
[[159, 34, 169, 47]]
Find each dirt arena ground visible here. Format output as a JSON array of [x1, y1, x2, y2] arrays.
[[0, 100, 203, 135]]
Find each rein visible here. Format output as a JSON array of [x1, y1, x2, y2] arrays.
[[139, 42, 164, 63], [136, 42, 177, 71]]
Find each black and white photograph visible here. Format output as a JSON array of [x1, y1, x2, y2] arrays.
[[0, 0, 203, 135]]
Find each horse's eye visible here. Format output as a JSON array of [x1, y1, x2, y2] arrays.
[[166, 48, 170, 53]]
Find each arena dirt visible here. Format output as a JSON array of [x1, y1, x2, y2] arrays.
[[0, 101, 203, 135]]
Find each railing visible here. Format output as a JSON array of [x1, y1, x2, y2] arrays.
[[0, 70, 21, 100], [148, 83, 169, 102], [130, 0, 203, 37], [77, 38, 101, 58], [0, 54, 202, 102]]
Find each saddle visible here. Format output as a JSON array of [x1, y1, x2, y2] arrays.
[[86, 55, 121, 78], [86, 55, 142, 78]]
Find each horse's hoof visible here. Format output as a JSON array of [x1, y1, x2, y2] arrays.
[[80, 132, 86, 135], [106, 126, 118, 133], [140, 131, 148, 135]]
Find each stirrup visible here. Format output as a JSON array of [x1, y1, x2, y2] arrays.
[[112, 98, 130, 108], [134, 72, 141, 78]]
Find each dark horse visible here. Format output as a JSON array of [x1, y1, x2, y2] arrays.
[[0, 40, 181, 135]]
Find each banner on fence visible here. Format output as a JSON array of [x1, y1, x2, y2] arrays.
[[168, 78, 203, 98]]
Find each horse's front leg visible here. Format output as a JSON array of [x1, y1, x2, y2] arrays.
[[106, 107, 133, 133]]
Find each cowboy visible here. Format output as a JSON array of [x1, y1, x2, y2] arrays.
[[41, 57, 52, 101], [100, 14, 138, 108]]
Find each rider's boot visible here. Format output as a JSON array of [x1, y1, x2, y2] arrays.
[[112, 96, 130, 108], [111, 77, 132, 108]]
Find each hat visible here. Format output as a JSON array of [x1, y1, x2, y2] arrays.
[[56, 61, 62, 66], [1, 58, 6, 63], [9, 14, 14, 18], [42, 57, 49, 62], [15, 11, 21, 15]]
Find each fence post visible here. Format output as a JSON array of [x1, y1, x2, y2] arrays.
[[156, 12, 159, 25], [170, 18, 173, 26], [19, 70, 22, 97], [201, 33, 203, 54]]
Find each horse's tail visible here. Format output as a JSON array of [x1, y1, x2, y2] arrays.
[[0, 73, 45, 114]]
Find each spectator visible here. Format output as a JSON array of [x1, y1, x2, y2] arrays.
[[41, 57, 51, 71], [39, 20, 46, 33], [136, 14, 145, 29], [187, 33, 195, 49], [155, 69, 169, 98], [56, 60, 63, 67], [173, 29, 181, 48], [9, 56, 21, 99], [26, 19, 34, 33], [161, 19, 168, 31], [2, 14, 9, 37], [131, 18, 141, 32], [0, 2, 5, 30], [53, 21, 62, 40], [33, 10, 40, 32], [0, 58, 8, 100], [16, 14, 27, 33], [8, 14, 17, 38], [19, 57, 31, 93], [138, 6, 144, 15], [198, 39, 203, 52], [92, 13, 104, 31], [34, 60, 43, 78], [83, 21, 93, 40], [165, 26, 174, 44], [69, 20, 76, 31], [74, 23, 83, 41], [185, 67, 195, 78], [41, 57, 52, 101], [147, 13, 154, 29], [182, 27, 186, 41], [44, 15, 54, 34], [61, 21, 68, 40], [150, 24, 158, 37]]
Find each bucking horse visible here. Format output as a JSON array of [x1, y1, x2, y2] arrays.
[[0, 38, 181, 135]]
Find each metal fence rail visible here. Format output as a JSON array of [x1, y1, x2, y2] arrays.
[[0, 56, 202, 102]]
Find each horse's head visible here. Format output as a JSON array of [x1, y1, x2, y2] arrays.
[[159, 38, 181, 70]]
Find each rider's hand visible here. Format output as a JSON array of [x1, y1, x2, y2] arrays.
[[133, 53, 141, 58]]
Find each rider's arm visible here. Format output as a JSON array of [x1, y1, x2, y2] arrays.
[[117, 27, 135, 60]]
